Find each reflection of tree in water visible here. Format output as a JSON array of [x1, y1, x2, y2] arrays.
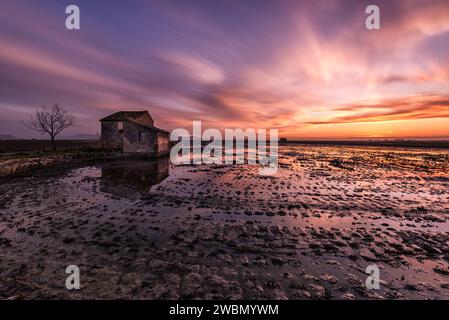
[[100, 157, 169, 193]]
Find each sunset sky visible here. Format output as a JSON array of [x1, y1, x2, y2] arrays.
[[1, 0, 449, 139]]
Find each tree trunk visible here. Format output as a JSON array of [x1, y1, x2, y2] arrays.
[[51, 136, 56, 152]]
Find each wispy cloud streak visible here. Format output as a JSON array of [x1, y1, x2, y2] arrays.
[[0, 0, 448, 138]]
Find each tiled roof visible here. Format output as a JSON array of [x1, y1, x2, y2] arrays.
[[127, 118, 169, 134], [99, 111, 150, 121]]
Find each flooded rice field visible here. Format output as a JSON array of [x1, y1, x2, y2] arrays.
[[1, 145, 449, 299]]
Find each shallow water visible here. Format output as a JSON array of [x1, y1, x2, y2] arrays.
[[1, 145, 449, 299]]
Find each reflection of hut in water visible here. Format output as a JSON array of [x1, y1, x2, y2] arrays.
[[100, 157, 169, 194]]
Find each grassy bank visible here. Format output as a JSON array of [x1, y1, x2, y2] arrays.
[[0, 139, 100, 153], [0, 139, 168, 177]]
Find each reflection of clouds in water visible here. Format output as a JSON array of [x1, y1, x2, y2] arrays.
[[171, 147, 277, 165]]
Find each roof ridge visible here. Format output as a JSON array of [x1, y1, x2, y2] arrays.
[[99, 110, 151, 121]]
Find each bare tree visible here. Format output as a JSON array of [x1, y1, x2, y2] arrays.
[[23, 104, 75, 151]]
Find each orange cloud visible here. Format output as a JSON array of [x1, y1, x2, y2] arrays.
[[306, 94, 449, 125]]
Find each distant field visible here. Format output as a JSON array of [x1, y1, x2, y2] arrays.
[[2, 139, 449, 154], [0, 139, 100, 152], [281, 140, 449, 149]]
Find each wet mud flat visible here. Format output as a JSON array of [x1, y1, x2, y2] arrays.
[[1, 145, 449, 299]]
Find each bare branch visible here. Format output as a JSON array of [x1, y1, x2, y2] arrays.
[[22, 104, 76, 150]]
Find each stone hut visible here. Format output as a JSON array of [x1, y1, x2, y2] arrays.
[[100, 111, 170, 156]]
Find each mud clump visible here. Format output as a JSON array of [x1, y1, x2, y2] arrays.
[[0, 145, 449, 299]]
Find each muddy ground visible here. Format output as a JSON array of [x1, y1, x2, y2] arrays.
[[1, 145, 449, 299]]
